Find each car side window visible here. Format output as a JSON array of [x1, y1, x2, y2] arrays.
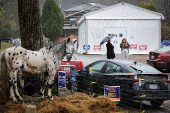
[[103, 62, 121, 73], [89, 61, 106, 73]]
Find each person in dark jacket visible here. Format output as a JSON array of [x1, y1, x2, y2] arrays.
[[106, 40, 115, 59]]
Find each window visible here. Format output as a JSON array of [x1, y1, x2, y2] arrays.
[[119, 33, 123, 37], [156, 46, 170, 52], [103, 62, 121, 73], [66, 31, 76, 37], [89, 61, 106, 73], [128, 65, 161, 73]]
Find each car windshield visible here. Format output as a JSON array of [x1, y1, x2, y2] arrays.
[[128, 64, 161, 73], [156, 46, 170, 52], [63, 56, 76, 60]]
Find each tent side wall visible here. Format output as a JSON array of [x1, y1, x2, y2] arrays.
[[77, 20, 86, 53], [86, 19, 161, 54]]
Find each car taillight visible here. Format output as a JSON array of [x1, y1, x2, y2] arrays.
[[157, 54, 165, 59], [168, 75, 170, 80], [164, 75, 170, 83], [164, 80, 170, 83], [129, 74, 138, 83]]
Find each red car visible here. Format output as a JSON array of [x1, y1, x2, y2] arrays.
[[55, 55, 84, 89], [147, 46, 170, 71]]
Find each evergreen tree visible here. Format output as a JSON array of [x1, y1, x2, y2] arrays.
[[139, 0, 158, 12], [41, 0, 64, 42]]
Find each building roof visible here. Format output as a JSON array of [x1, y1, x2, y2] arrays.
[[64, 3, 107, 12], [78, 2, 164, 24]]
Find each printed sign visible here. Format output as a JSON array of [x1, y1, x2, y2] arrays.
[[130, 44, 137, 49], [58, 71, 66, 88], [94, 45, 101, 50], [104, 86, 120, 101], [70, 67, 76, 83], [83, 45, 90, 50], [139, 45, 147, 50]]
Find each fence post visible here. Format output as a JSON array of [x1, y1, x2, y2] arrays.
[[139, 78, 145, 113], [89, 68, 95, 97], [56, 74, 59, 96], [25, 105, 36, 113]]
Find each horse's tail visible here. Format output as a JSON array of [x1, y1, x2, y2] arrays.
[[1, 50, 8, 94], [1, 50, 7, 69]]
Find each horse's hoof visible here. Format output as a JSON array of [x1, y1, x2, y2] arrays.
[[13, 99, 18, 102], [50, 96, 54, 101], [41, 95, 44, 98], [19, 97, 23, 101]]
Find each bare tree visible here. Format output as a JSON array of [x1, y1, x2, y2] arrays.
[[164, 0, 170, 26]]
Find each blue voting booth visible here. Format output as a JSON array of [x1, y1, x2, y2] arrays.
[[58, 71, 66, 88], [70, 67, 76, 83]]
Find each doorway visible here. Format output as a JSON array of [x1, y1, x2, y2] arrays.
[[103, 27, 127, 54]]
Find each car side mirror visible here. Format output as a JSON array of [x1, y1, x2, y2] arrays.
[[85, 67, 90, 73]]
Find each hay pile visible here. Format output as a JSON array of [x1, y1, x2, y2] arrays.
[[37, 93, 117, 113], [4, 93, 120, 113]]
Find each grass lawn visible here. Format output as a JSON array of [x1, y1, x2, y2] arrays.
[[0, 41, 13, 52]]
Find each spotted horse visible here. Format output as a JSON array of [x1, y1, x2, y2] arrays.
[[1, 38, 76, 101]]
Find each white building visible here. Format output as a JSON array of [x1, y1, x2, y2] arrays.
[[78, 2, 164, 54]]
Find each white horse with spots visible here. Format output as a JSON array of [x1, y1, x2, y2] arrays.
[[1, 38, 76, 101]]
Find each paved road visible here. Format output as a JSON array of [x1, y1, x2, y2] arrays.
[[74, 52, 170, 113]]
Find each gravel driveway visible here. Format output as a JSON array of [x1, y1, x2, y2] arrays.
[[74, 52, 148, 67]]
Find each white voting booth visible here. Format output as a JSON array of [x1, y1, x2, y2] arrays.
[[78, 2, 164, 54]]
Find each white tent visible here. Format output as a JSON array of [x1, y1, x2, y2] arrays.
[[77, 2, 164, 54]]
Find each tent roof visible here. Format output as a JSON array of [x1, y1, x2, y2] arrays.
[[78, 2, 164, 24]]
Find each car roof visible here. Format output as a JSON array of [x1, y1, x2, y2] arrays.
[[105, 59, 145, 66]]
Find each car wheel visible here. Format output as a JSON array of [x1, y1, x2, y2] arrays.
[[71, 81, 78, 94], [150, 100, 163, 107]]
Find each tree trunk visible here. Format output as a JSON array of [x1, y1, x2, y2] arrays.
[[164, 0, 170, 26], [18, 0, 43, 51], [17, 0, 44, 96]]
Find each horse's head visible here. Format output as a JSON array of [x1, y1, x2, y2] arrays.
[[66, 38, 77, 61]]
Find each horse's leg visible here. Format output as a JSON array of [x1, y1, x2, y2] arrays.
[[9, 71, 17, 101], [47, 70, 56, 100], [13, 69, 23, 101], [40, 76, 48, 98], [18, 69, 23, 79]]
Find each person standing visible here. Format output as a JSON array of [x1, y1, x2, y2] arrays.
[[106, 40, 115, 59], [120, 38, 130, 60]]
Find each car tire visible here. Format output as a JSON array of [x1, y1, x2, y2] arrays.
[[150, 100, 163, 107], [71, 81, 78, 94]]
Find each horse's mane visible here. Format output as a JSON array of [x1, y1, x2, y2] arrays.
[[48, 40, 67, 53]]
